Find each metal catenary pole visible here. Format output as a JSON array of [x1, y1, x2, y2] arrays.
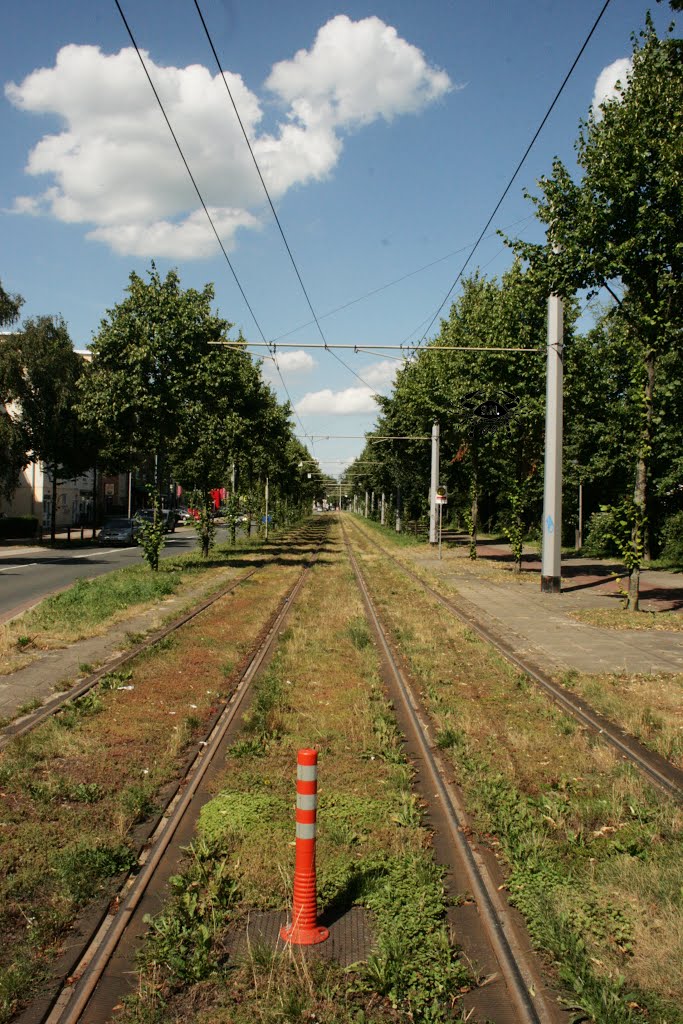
[[541, 292, 563, 593], [265, 476, 269, 541], [429, 421, 440, 544]]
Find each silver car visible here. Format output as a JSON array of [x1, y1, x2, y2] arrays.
[[98, 517, 137, 545]]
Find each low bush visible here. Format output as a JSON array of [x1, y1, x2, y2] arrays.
[[582, 509, 620, 557], [0, 516, 38, 540], [659, 510, 683, 565]]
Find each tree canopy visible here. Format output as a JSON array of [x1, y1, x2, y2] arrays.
[[506, 18, 683, 606]]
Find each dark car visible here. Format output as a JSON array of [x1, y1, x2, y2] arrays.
[[98, 517, 138, 545], [134, 509, 177, 533]]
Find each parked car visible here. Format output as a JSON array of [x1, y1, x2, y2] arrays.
[[98, 517, 138, 545], [134, 509, 177, 533]]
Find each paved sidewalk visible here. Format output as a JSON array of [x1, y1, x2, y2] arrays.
[[410, 541, 683, 677]]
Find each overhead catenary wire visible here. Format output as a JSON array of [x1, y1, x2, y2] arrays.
[[267, 213, 535, 344], [415, 0, 613, 348], [112, 0, 312, 442], [213, 342, 539, 353], [192, 0, 383, 397]]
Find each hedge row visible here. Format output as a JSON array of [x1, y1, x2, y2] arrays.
[[0, 515, 39, 539]]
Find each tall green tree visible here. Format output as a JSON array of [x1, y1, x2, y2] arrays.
[[80, 265, 230, 492], [0, 280, 28, 500], [508, 20, 683, 607], [371, 263, 567, 545], [6, 316, 95, 540], [81, 266, 309, 557]]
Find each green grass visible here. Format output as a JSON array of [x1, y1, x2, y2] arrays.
[[353, 512, 425, 548], [25, 567, 181, 633]]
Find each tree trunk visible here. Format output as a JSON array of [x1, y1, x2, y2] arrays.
[[627, 350, 655, 612], [470, 442, 479, 559], [50, 465, 58, 544], [92, 459, 98, 537]]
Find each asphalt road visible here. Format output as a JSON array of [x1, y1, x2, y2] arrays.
[[0, 526, 230, 621]]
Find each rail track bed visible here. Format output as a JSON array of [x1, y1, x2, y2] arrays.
[[2, 516, 682, 1024], [345, 517, 683, 803]]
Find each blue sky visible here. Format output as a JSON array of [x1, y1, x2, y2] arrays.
[[1, 1, 678, 475]]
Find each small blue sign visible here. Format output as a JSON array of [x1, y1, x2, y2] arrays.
[[545, 515, 554, 535]]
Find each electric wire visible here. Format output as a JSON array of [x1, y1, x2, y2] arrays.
[[416, 0, 613, 348], [268, 214, 535, 344], [113, 1, 312, 443], [192, 0, 382, 396]]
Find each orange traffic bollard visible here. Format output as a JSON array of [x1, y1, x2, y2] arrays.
[[280, 748, 329, 946]]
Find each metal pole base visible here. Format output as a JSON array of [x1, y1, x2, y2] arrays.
[[540, 575, 561, 594]]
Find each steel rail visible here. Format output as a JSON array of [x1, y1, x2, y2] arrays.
[[0, 569, 256, 752], [341, 521, 548, 1024], [347, 517, 683, 803], [42, 524, 328, 1024], [1, 522, 319, 752]]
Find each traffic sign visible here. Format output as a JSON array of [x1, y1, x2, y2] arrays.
[[435, 494, 448, 505]]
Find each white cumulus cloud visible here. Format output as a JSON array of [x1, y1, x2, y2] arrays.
[[359, 358, 397, 388], [592, 57, 632, 114], [295, 386, 378, 415], [266, 15, 451, 129], [6, 20, 451, 259], [262, 349, 316, 381]]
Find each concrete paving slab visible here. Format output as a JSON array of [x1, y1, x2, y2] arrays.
[[410, 547, 683, 677]]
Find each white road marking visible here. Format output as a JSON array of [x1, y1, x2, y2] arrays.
[[0, 562, 38, 572], [74, 548, 132, 558]]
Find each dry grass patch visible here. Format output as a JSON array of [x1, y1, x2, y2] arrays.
[[558, 669, 683, 768], [570, 607, 683, 631], [354, 516, 538, 588]]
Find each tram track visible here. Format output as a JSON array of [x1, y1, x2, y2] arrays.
[[0, 522, 322, 753], [341, 518, 559, 1023], [17, 515, 558, 1024], [345, 515, 683, 804], [9, 516, 680, 1022], [0, 571, 258, 752], [9, 521, 329, 1024]]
